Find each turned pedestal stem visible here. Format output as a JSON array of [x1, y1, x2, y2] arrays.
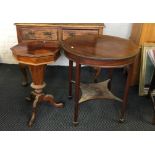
[[27, 65, 63, 127]]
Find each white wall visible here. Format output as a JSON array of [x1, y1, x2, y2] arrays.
[[0, 23, 132, 65]]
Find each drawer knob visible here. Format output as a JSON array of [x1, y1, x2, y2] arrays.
[[24, 31, 35, 40], [29, 31, 35, 35], [43, 32, 53, 37]]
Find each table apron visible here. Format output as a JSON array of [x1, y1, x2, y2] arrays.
[[64, 52, 136, 68]]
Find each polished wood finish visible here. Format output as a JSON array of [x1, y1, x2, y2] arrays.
[[130, 23, 155, 85], [15, 23, 104, 43], [62, 34, 139, 125], [74, 63, 81, 126], [15, 23, 104, 85], [12, 41, 60, 65], [11, 41, 63, 127], [68, 60, 73, 99], [63, 35, 138, 64], [62, 29, 99, 40]]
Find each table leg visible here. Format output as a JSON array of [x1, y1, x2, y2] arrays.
[[119, 63, 133, 123], [73, 63, 81, 126], [68, 60, 73, 99], [27, 65, 63, 127], [28, 94, 40, 127], [108, 68, 113, 90], [94, 67, 101, 83]]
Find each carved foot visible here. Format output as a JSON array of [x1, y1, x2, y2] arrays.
[[119, 117, 125, 123], [26, 92, 35, 102], [22, 80, 29, 87], [27, 92, 64, 127], [43, 95, 64, 108], [73, 121, 79, 127], [28, 95, 40, 127], [28, 112, 36, 127], [68, 96, 73, 99]]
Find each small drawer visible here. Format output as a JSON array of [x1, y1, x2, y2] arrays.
[[62, 29, 99, 40], [21, 27, 58, 41]]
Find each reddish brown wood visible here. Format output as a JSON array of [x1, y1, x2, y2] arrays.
[[94, 67, 101, 83], [119, 63, 134, 122], [62, 34, 139, 125], [68, 60, 73, 99], [11, 41, 64, 127], [63, 35, 139, 62], [74, 63, 81, 126], [15, 23, 104, 86], [108, 68, 113, 90]]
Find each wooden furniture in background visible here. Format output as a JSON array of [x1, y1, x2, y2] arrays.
[[11, 41, 64, 127], [129, 23, 155, 86], [62, 34, 139, 126], [15, 23, 104, 85]]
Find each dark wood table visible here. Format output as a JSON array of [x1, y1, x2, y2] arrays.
[[11, 41, 64, 127], [62, 34, 139, 126]]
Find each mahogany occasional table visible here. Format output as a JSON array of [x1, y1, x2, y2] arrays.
[[62, 34, 139, 126], [11, 41, 64, 127]]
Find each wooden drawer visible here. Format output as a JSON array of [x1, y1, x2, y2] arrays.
[[62, 29, 99, 40], [20, 27, 58, 41]]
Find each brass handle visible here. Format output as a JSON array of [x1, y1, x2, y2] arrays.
[[28, 31, 35, 35], [24, 31, 35, 39], [43, 32, 53, 36]]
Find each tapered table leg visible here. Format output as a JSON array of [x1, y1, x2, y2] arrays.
[[27, 64, 63, 127], [119, 63, 133, 122], [94, 67, 101, 83], [28, 94, 41, 127], [73, 63, 81, 126], [68, 60, 73, 99], [108, 68, 113, 90]]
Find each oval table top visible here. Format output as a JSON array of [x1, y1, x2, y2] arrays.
[[11, 41, 60, 65], [62, 34, 139, 64]]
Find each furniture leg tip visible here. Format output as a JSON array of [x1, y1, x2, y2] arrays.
[[68, 96, 73, 99], [55, 103, 64, 108], [25, 97, 31, 101], [22, 81, 28, 87], [28, 121, 33, 128], [73, 121, 79, 127], [94, 79, 98, 83], [119, 118, 125, 123]]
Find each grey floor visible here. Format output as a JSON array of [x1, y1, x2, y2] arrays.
[[0, 63, 154, 131]]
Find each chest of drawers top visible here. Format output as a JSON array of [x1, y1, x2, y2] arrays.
[[15, 23, 104, 43]]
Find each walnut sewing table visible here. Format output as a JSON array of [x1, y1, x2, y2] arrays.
[[11, 41, 64, 127], [62, 34, 139, 126]]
